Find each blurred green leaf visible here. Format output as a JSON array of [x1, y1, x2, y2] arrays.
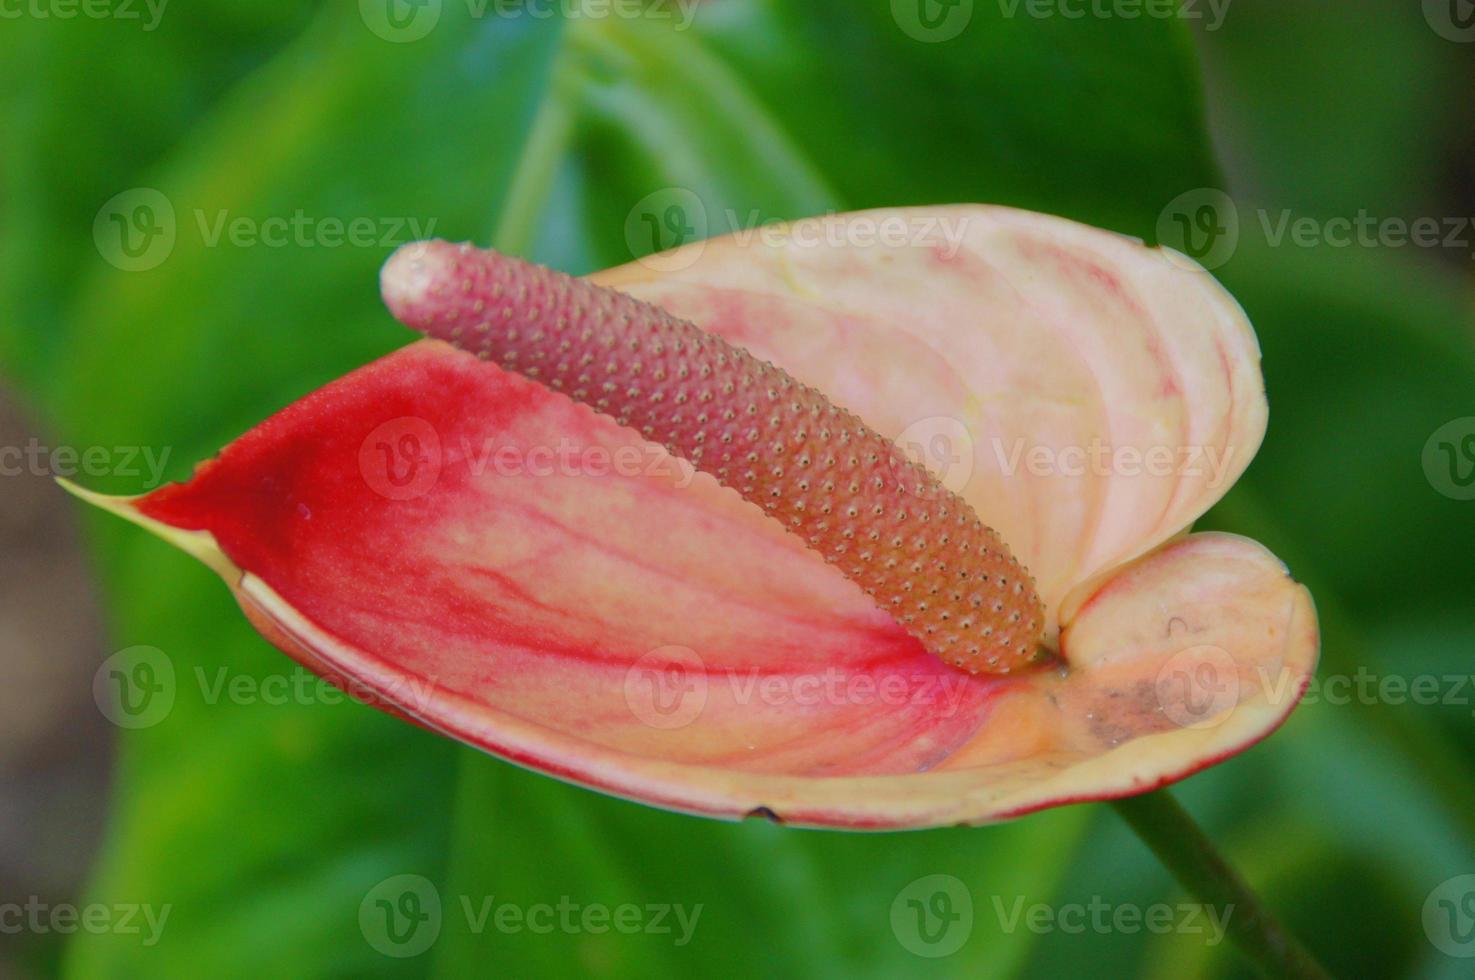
[[59, 6, 567, 977], [1198, 0, 1463, 220], [0, 0, 325, 385], [38, 2, 1470, 979], [1211, 237, 1475, 622], [432, 757, 1086, 980]]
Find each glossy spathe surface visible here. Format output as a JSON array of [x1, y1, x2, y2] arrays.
[[75, 206, 1317, 828]]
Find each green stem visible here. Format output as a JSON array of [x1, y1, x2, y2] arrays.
[[1111, 791, 1332, 980]]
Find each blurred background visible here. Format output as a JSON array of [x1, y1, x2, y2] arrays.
[[1, 1, 1471, 976]]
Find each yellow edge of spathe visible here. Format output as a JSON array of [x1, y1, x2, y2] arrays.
[[56, 476, 241, 584]]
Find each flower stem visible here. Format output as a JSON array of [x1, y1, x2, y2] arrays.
[[1110, 790, 1332, 980]]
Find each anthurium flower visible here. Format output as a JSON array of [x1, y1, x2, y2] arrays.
[[69, 206, 1317, 829]]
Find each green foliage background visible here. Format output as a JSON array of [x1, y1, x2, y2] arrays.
[[1, 1, 1471, 977]]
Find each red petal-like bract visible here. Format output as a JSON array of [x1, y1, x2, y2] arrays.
[[71, 206, 1319, 828]]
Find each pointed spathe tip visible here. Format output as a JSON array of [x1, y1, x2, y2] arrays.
[[58, 476, 241, 583]]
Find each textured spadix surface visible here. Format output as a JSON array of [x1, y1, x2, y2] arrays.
[[380, 241, 1045, 673], [73, 206, 1318, 828]]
